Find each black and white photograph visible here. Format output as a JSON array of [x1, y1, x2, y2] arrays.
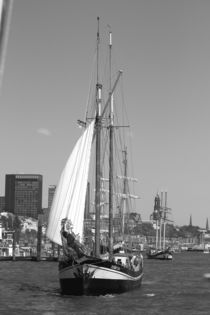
[[1, 0, 210, 314]]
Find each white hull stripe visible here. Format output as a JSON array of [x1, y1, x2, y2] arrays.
[[60, 263, 143, 281]]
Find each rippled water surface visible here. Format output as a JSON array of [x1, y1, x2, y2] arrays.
[[1, 252, 210, 314]]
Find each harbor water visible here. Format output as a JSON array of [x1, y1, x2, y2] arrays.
[[0, 252, 210, 315]]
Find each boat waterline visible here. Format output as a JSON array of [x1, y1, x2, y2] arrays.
[[59, 262, 143, 295]]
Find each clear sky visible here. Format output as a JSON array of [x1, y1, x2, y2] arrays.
[[1, 0, 210, 227]]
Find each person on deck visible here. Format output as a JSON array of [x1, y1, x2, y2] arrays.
[[60, 218, 86, 260]]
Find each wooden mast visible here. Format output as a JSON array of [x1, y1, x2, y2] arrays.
[[95, 17, 102, 257], [163, 191, 167, 250], [159, 191, 163, 249], [109, 29, 114, 260], [121, 148, 128, 235], [94, 19, 122, 258]]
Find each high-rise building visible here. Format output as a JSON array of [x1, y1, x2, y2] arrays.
[[48, 185, 56, 210], [0, 196, 5, 212], [5, 174, 42, 219], [41, 185, 56, 224]]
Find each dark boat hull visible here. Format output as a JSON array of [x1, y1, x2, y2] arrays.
[[59, 261, 143, 295], [147, 250, 173, 260]]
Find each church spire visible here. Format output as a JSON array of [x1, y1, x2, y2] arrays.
[[189, 214, 192, 227], [206, 218, 209, 231]]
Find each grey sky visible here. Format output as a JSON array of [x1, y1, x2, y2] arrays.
[[1, 0, 210, 227]]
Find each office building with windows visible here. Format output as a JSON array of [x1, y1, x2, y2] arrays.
[[5, 174, 42, 219], [48, 185, 56, 210], [0, 196, 5, 213], [42, 185, 56, 224]]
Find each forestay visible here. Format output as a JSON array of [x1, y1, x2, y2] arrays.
[[46, 120, 95, 245]]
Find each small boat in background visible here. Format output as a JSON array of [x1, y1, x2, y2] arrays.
[[147, 193, 173, 260], [146, 247, 173, 260]]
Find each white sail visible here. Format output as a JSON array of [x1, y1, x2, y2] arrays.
[[46, 120, 95, 245]]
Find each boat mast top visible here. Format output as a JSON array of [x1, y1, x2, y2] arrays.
[[96, 17, 100, 88], [96, 17, 102, 115]]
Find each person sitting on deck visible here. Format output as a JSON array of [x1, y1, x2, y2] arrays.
[[60, 218, 87, 261]]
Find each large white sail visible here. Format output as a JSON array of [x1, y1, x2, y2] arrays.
[[47, 120, 95, 245]]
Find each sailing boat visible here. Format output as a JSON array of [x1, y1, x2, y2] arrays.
[[203, 231, 210, 254], [47, 18, 143, 295], [147, 192, 173, 260]]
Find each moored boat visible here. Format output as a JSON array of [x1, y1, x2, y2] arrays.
[[148, 193, 173, 260], [146, 248, 173, 260]]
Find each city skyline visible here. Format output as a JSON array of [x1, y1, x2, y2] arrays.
[[1, 1, 210, 227], [0, 172, 208, 228]]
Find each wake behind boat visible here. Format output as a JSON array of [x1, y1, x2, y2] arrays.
[[46, 18, 143, 295]]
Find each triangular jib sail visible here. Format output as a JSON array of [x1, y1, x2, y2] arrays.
[[47, 119, 95, 245]]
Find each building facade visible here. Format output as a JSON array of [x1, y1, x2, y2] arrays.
[[48, 185, 56, 210], [5, 174, 42, 219], [0, 196, 5, 212], [41, 185, 56, 224]]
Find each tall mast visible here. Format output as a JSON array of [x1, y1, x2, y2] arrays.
[[154, 194, 160, 250], [159, 191, 163, 249], [120, 148, 128, 235], [95, 17, 102, 257], [163, 191, 167, 250], [109, 29, 114, 260]]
